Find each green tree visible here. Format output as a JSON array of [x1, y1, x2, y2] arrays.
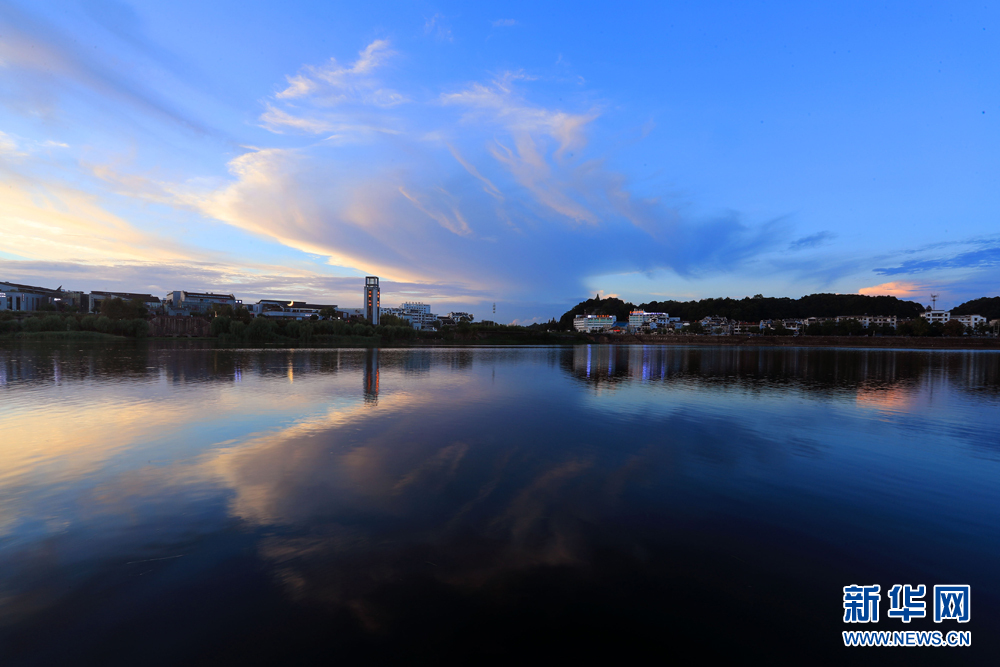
[[100, 297, 148, 320], [381, 314, 412, 328], [942, 319, 966, 337]]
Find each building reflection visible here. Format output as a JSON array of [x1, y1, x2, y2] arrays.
[[363, 348, 379, 404], [561, 344, 1000, 398]]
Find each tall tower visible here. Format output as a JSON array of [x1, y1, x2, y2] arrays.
[[364, 276, 380, 325]]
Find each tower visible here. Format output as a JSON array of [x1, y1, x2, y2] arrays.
[[364, 276, 380, 325]]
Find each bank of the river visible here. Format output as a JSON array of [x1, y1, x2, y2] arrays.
[[4, 330, 999, 349], [594, 333, 1000, 349]]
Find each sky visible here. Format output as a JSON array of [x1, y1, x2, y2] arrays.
[[0, 1, 997, 323]]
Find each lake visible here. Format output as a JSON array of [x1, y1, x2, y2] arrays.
[[1, 344, 997, 664]]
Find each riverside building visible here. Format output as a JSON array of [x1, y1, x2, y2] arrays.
[[364, 277, 380, 325], [573, 314, 616, 332], [0, 281, 61, 311]]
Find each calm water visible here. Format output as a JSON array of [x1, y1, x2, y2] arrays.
[[0, 344, 997, 664]]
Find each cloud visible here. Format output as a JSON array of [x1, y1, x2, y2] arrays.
[[0, 23, 791, 315], [0, 131, 25, 157], [261, 40, 408, 141], [105, 64, 786, 305], [788, 231, 835, 250], [492, 19, 517, 28], [259, 104, 402, 141], [276, 40, 399, 102], [874, 240, 1000, 276], [857, 281, 929, 298], [424, 13, 454, 41], [0, 4, 221, 138]]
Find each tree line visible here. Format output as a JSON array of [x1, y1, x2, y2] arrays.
[[558, 292, 997, 332]]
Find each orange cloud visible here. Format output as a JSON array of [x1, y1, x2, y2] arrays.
[[858, 281, 928, 298]]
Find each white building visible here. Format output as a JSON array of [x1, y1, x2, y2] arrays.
[[954, 314, 986, 327], [920, 310, 951, 324], [573, 314, 616, 332], [920, 310, 986, 328], [837, 314, 898, 328], [381, 301, 440, 330], [628, 310, 679, 331]]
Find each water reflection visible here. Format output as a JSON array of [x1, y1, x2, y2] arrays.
[[0, 343, 997, 663], [364, 347, 379, 403]]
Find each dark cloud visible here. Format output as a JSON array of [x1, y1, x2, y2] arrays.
[[788, 231, 835, 250]]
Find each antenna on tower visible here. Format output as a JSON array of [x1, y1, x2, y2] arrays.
[[930, 294, 939, 310]]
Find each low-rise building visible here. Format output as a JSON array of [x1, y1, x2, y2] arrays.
[[836, 314, 897, 328], [247, 299, 337, 319], [628, 310, 679, 331], [954, 314, 986, 327], [573, 314, 616, 333], [919, 310, 985, 328], [89, 291, 162, 314], [164, 291, 238, 316], [780, 319, 804, 333], [732, 321, 758, 335], [0, 281, 61, 311], [920, 310, 951, 324], [701, 316, 732, 335]]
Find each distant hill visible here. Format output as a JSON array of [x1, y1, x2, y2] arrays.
[[951, 296, 1000, 320], [558, 293, 926, 329]]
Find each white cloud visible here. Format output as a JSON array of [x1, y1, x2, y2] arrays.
[[0, 130, 24, 156], [276, 39, 397, 101], [424, 13, 453, 42], [492, 19, 517, 28], [263, 40, 408, 139]]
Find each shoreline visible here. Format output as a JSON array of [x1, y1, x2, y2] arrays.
[[595, 334, 1000, 349], [2, 330, 1000, 350]]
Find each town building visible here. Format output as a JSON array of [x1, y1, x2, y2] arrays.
[[0, 281, 61, 311], [55, 290, 89, 311], [836, 314, 898, 328], [780, 319, 804, 333], [399, 302, 438, 330], [573, 314, 616, 332], [919, 310, 985, 328], [246, 299, 337, 320], [954, 314, 986, 328], [164, 291, 238, 316], [89, 291, 162, 314], [701, 316, 732, 335], [628, 310, 679, 331], [920, 310, 951, 324], [732, 321, 759, 335], [364, 277, 380, 325]]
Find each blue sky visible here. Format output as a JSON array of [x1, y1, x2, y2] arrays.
[[0, 1, 997, 322]]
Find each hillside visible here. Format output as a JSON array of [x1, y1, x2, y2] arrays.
[[559, 293, 926, 329], [951, 296, 1000, 320]]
